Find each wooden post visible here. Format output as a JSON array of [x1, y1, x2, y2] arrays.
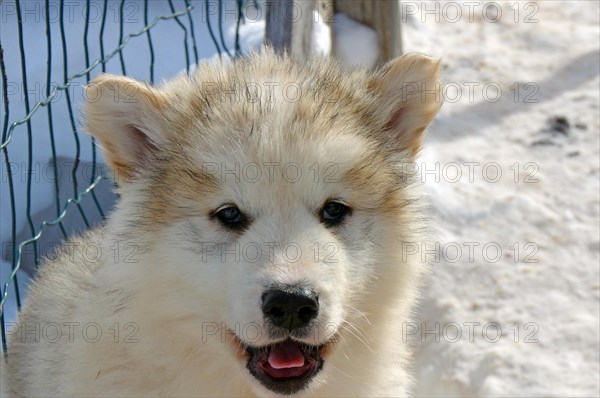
[[289, 0, 315, 59], [264, 0, 293, 53], [264, 0, 402, 65], [333, 0, 402, 62]]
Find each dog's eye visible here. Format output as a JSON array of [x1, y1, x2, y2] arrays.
[[214, 205, 245, 229], [321, 201, 350, 226]]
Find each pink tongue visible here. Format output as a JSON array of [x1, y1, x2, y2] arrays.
[[267, 341, 306, 369]]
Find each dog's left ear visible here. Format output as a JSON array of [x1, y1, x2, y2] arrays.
[[84, 74, 169, 184], [371, 54, 442, 158]]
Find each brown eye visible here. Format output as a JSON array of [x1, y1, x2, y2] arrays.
[[321, 201, 350, 226], [214, 205, 246, 230]]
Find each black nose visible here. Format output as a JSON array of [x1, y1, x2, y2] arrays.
[[261, 288, 319, 331]]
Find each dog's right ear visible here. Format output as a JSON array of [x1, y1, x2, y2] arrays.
[[84, 74, 168, 183], [370, 54, 442, 159]]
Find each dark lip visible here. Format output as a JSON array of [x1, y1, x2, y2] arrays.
[[244, 338, 327, 395]]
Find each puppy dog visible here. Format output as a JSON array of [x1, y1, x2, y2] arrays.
[[4, 49, 441, 397]]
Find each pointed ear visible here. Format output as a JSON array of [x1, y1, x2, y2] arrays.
[[371, 53, 442, 158], [84, 74, 169, 183]]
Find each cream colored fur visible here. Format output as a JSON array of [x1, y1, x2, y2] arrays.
[[4, 49, 441, 397]]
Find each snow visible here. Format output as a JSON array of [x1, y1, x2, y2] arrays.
[[399, 1, 600, 396], [333, 13, 379, 69], [1, 0, 599, 396], [0, 270, 28, 327], [311, 8, 332, 56]]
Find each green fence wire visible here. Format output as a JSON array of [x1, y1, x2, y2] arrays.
[[0, 0, 250, 354]]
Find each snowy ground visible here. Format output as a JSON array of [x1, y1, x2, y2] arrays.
[[1, 0, 599, 396], [400, 1, 600, 396]]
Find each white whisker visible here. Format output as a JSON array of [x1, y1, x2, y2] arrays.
[[343, 303, 372, 325], [339, 323, 374, 354]]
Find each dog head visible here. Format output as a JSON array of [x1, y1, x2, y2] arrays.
[[84, 50, 441, 396]]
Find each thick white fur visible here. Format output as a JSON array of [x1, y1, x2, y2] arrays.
[[4, 50, 441, 397]]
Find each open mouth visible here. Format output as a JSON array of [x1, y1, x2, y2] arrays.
[[245, 339, 326, 395]]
